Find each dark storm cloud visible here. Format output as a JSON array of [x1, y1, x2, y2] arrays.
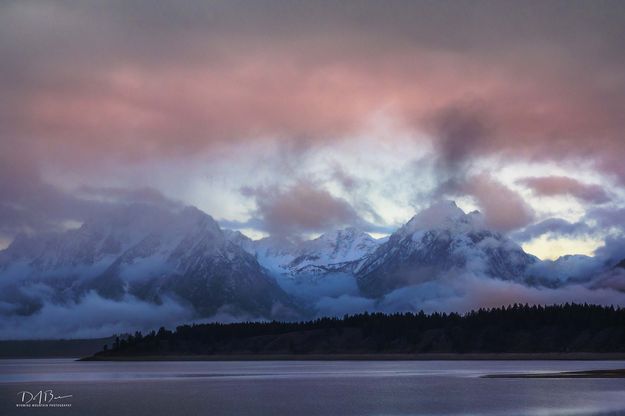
[[519, 176, 611, 204]]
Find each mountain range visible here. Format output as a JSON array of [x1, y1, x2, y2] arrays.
[[0, 205, 296, 320], [0, 200, 622, 328]]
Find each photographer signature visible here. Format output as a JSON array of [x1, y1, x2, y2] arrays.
[[17, 390, 72, 405]]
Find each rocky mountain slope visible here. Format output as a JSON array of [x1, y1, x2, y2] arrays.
[[355, 201, 538, 297], [0, 203, 297, 320], [229, 228, 381, 279], [2, 200, 621, 333]]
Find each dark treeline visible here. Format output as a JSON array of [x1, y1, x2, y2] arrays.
[[95, 304, 625, 357]]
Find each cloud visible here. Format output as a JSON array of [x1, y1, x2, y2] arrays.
[[526, 254, 604, 284], [587, 206, 625, 229], [313, 273, 625, 318], [512, 218, 592, 242], [0, 0, 624, 296], [439, 174, 534, 232], [0, 142, 183, 243], [302, 221, 625, 318], [519, 176, 610, 204], [593, 235, 625, 264], [3, 198, 625, 338], [0, 151, 101, 237], [511, 208, 625, 245], [428, 104, 492, 174], [330, 163, 360, 192], [427, 274, 625, 314], [76, 186, 183, 208], [467, 175, 534, 231], [241, 181, 378, 237], [2, 0, 625, 181], [0, 291, 194, 340], [591, 268, 625, 292], [5, 271, 625, 339]]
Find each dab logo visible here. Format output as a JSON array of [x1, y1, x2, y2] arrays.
[[16, 390, 72, 408]]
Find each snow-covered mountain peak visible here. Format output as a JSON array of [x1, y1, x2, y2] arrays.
[[317, 226, 362, 239], [229, 227, 381, 278], [0, 203, 231, 275], [178, 205, 222, 234], [314, 227, 372, 246], [277, 227, 380, 277], [74, 203, 222, 242], [356, 201, 535, 297], [0, 203, 296, 320], [300, 227, 378, 263], [401, 200, 484, 236]]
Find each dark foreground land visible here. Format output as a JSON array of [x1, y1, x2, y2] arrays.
[[484, 368, 625, 378], [87, 304, 625, 360]]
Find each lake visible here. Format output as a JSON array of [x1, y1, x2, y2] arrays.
[[1, 359, 624, 415]]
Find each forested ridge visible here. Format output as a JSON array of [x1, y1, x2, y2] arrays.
[[94, 304, 625, 357]]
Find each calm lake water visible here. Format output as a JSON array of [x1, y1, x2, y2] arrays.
[[1, 359, 624, 416]]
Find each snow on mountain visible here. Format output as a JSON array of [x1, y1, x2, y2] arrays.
[[222, 229, 256, 255], [399, 199, 483, 235], [284, 228, 380, 276], [251, 236, 299, 276], [0, 204, 298, 320], [3, 199, 615, 331], [525, 254, 605, 286], [0, 205, 219, 277], [226, 227, 382, 279], [356, 201, 538, 297]]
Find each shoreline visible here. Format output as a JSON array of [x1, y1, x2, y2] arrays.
[[80, 352, 625, 362], [483, 369, 625, 378]]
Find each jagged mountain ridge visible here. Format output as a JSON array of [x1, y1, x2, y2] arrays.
[[0, 204, 297, 319], [2, 200, 615, 326], [226, 201, 546, 299], [354, 201, 539, 297], [228, 228, 381, 279], [230, 201, 540, 297]]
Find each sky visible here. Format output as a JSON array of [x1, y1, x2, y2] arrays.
[[1, 0, 625, 260]]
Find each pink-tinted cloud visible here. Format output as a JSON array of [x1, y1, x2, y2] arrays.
[[241, 181, 374, 237], [519, 176, 610, 204], [1, 0, 625, 243], [439, 174, 535, 232], [2, 1, 624, 181]]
